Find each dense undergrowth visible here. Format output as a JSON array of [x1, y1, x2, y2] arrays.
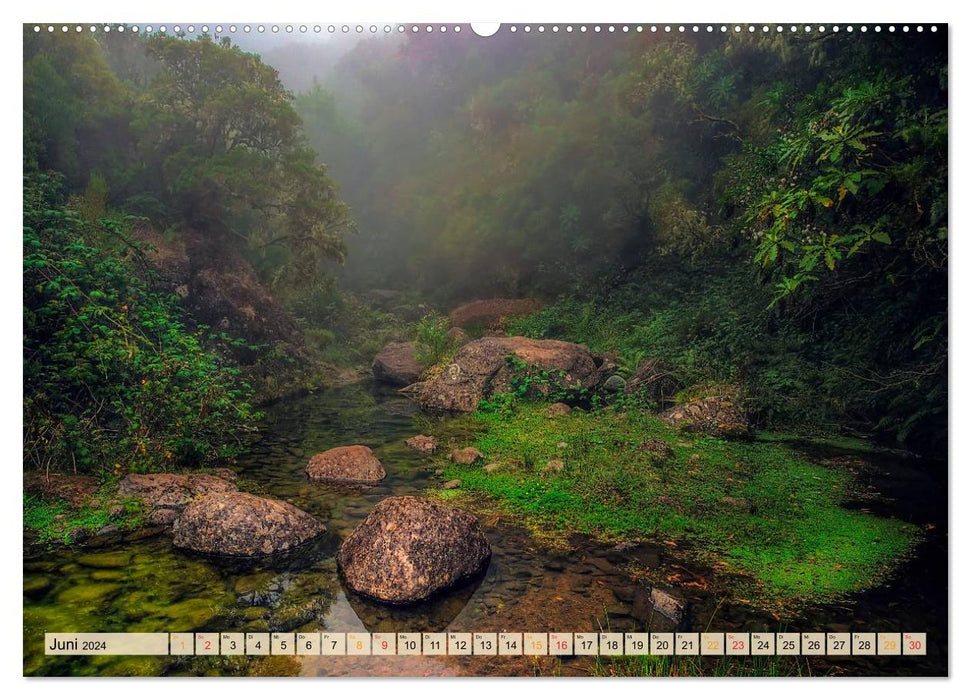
[[24, 174, 261, 477]]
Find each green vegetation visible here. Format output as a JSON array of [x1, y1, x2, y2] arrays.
[[414, 312, 460, 369], [440, 401, 919, 607], [24, 174, 261, 475], [594, 651, 808, 677], [23, 493, 144, 545], [296, 30, 946, 455]]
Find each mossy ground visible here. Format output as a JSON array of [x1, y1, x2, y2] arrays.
[[438, 402, 920, 610], [23, 490, 145, 546]]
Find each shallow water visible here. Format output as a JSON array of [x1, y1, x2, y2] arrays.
[[23, 383, 947, 676]]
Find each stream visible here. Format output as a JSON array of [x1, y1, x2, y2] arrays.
[[23, 382, 947, 677]]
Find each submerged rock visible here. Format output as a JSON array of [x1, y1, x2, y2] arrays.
[[306, 445, 386, 484], [23, 576, 53, 598], [337, 496, 491, 604], [172, 492, 325, 557], [76, 551, 133, 569], [372, 341, 422, 387], [411, 336, 601, 412], [405, 435, 438, 454]]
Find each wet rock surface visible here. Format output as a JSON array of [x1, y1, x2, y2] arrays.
[[372, 341, 423, 387], [117, 473, 238, 525], [411, 336, 602, 412], [337, 496, 492, 604], [405, 435, 438, 454], [306, 446, 386, 484], [173, 492, 325, 557]]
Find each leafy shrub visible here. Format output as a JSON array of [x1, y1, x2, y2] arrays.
[[414, 312, 458, 368], [23, 174, 260, 475]]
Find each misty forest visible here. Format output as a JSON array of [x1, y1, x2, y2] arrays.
[[24, 26, 947, 677]]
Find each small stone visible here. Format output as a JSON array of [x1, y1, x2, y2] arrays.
[[650, 587, 687, 624], [545, 402, 572, 417], [719, 496, 753, 512], [108, 505, 126, 519], [450, 447, 484, 465], [602, 375, 627, 393], [482, 463, 501, 473], [306, 445, 386, 484], [545, 459, 565, 474], [406, 435, 438, 454], [443, 479, 462, 490], [434, 469, 444, 477]]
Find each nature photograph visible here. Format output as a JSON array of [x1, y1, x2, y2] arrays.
[[22, 21, 947, 677]]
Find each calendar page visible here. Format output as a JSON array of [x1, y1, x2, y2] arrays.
[[21, 4, 949, 681]]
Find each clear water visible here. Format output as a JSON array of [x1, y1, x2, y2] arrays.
[[23, 383, 947, 676]]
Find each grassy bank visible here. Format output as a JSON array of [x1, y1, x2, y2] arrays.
[[438, 402, 920, 609]]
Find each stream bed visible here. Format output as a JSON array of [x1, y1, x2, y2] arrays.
[[23, 383, 947, 676]]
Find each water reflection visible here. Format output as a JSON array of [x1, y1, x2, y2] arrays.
[[24, 383, 947, 676]]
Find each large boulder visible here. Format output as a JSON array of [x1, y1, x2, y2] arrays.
[[372, 341, 422, 386], [117, 473, 237, 525], [408, 336, 601, 412], [660, 390, 750, 438], [173, 492, 325, 557], [337, 496, 492, 604], [448, 298, 544, 330], [625, 358, 680, 404], [306, 446, 386, 484]]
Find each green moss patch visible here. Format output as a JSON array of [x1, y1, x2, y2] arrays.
[[440, 403, 920, 607]]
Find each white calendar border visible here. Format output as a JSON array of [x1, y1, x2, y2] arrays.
[[5, 0, 963, 698]]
